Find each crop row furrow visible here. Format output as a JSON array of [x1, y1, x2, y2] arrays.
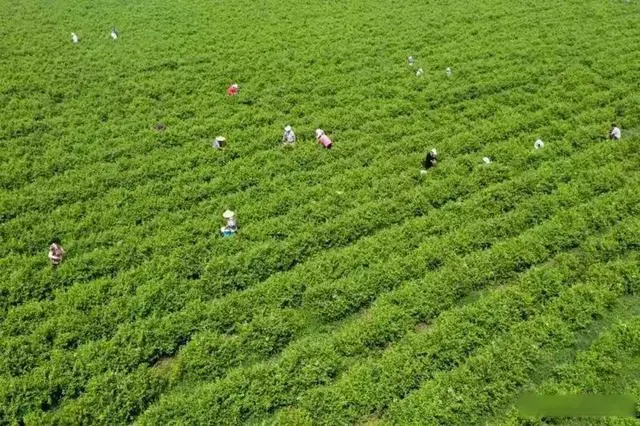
[[0, 115, 582, 327], [274, 229, 640, 424], [383, 255, 640, 425], [2, 135, 627, 378], [487, 304, 640, 425], [1, 136, 634, 421], [132, 192, 640, 424]]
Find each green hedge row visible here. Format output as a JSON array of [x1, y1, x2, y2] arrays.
[[273, 229, 640, 424], [133, 180, 640, 424], [384, 255, 640, 425], [3, 127, 615, 377]]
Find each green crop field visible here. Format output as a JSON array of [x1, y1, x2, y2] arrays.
[[2, 0, 640, 424]]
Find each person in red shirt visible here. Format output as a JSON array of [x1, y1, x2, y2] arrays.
[[227, 84, 239, 96]]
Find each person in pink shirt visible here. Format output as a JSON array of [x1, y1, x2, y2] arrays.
[[227, 84, 239, 96], [315, 129, 333, 149]]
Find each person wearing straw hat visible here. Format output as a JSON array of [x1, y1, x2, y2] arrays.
[[315, 129, 333, 149], [220, 210, 237, 237], [609, 123, 621, 140], [213, 136, 226, 150], [423, 149, 438, 170], [282, 125, 296, 145], [48, 239, 65, 267]]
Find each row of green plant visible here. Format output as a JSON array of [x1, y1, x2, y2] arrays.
[[4, 139, 636, 424], [382, 254, 640, 425], [3, 136, 631, 392], [131, 181, 640, 424], [268, 225, 640, 424]]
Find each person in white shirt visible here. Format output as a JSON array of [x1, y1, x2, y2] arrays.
[[212, 136, 226, 149], [610, 123, 621, 140], [221, 210, 237, 237], [282, 125, 296, 145], [71, 33, 79, 44], [48, 241, 65, 267]]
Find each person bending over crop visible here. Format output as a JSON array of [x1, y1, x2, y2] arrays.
[[283, 125, 296, 145], [220, 210, 238, 237], [213, 136, 227, 149], [610, 123, 621, 140], [48, 240, 65, 267], [423, 149, 437, 169], [315, 129, 333, 149], [227, 84, 239, 96]]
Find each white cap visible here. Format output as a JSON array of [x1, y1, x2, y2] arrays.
[[215, 136, 226, 142], [534, 139, 544, 149], [315, 129, 324, 138], [231, 84, 238, 88], [284, 125, 292, 132], [223, 210, 235, 219], [483, 156, 491, 164], [431, 148, 437, 155]]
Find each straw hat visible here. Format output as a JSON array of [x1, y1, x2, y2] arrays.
[[223, 210, 235, 219], [483, 156, 491, 164], [284, 125, 292, 132], [534, 139, 544, 149], [431, 148, 437, 156], [315, 129, 324, 139]]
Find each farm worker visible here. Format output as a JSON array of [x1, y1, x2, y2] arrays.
[[71, 33, 79, 44], [610, 123, 621, 140], [111, 28, 119, 40], [227, 84, 239, 96], [408, 56, 415, 65], [534, 139, 544, 149], [48, 241, 65, 267], [220, 210, 237, 237], [416, 68, 424, 77], [282, 125, 296, 145], [212, 136, 226, 149], [446, 67, 452, 77], [315, 129, 333, 149], [423, 149, 437, 169]]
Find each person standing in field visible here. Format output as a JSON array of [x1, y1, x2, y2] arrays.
[[423, 149, 438, 170], [315, 129, 333, 149], [220, 210, 238, 237], [212, 136, 227, 149], [610, 123, 621, 140], [227, 84, 239, 96], [283, 125, 296, 145], [48, 240, 65, 267]]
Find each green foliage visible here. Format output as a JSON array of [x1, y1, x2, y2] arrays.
[[2, 0, 640, 424]]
